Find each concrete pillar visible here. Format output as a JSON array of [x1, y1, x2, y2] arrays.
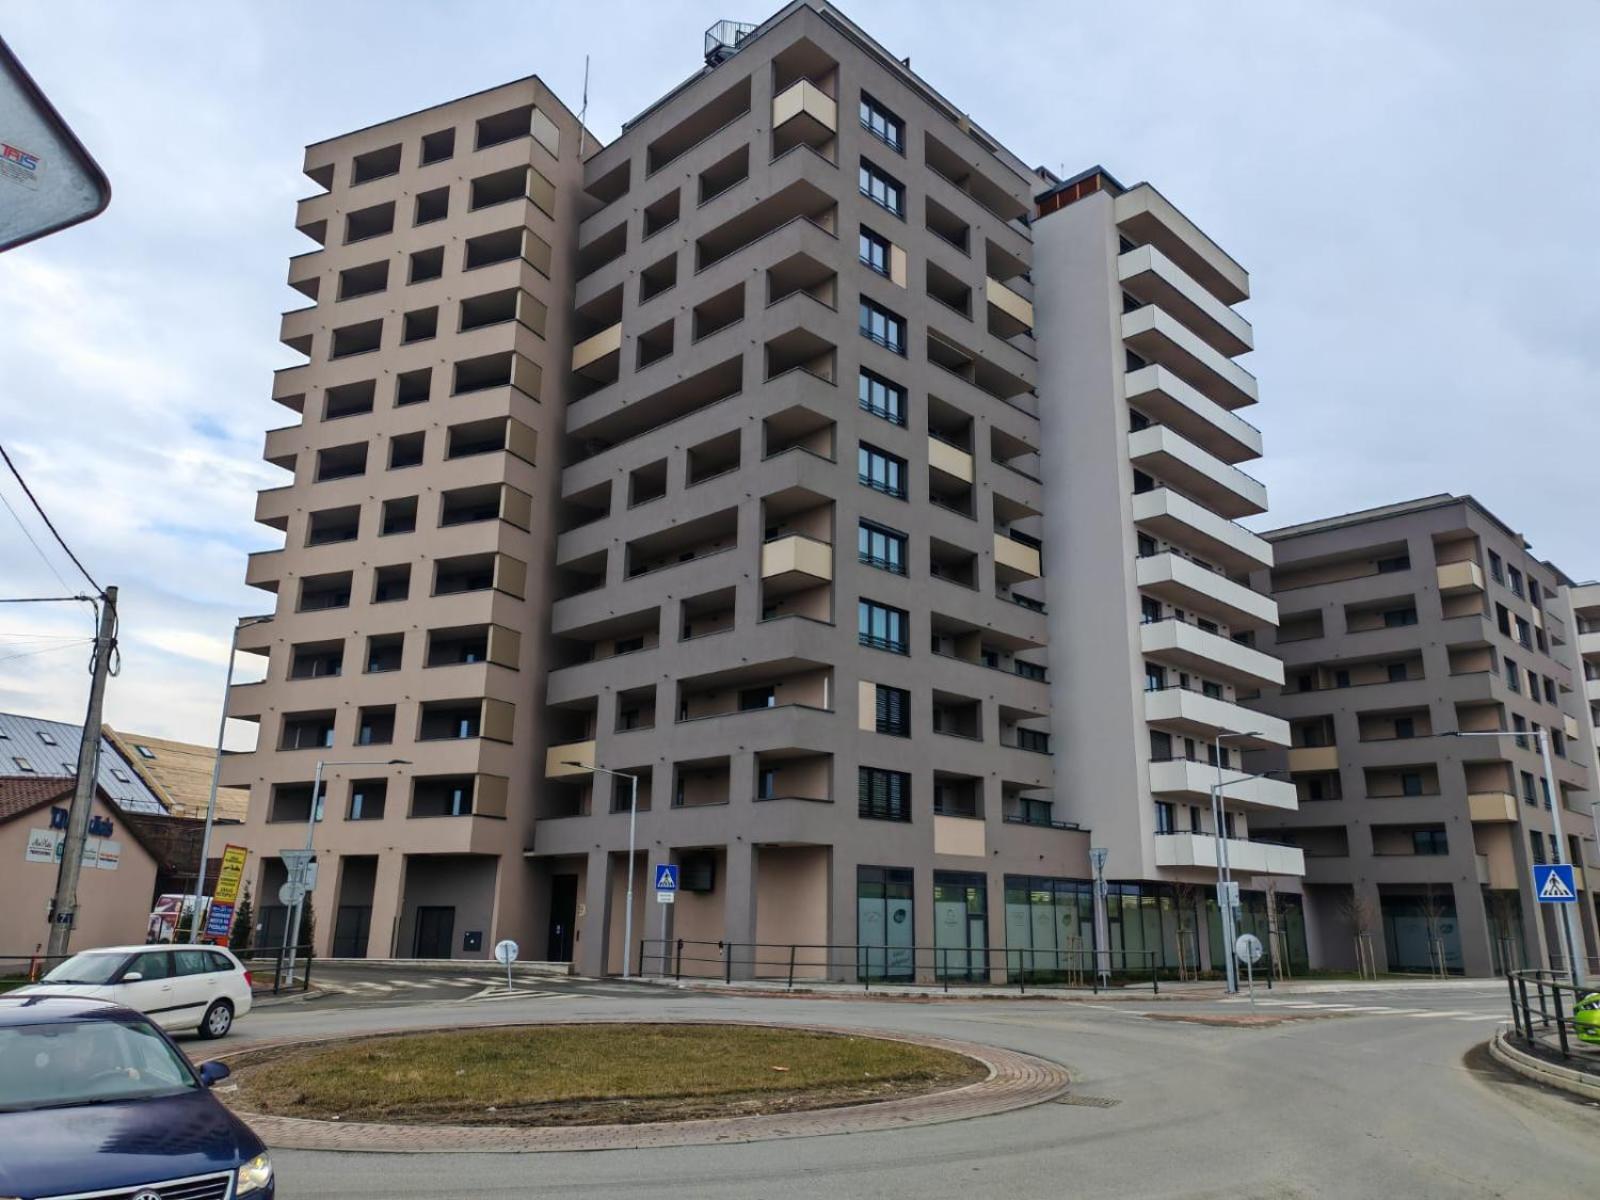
[[577, 847, 611, 977], [724, 838, 758, 979], [366, 852, 406, 959], [1453, 879, 1494, 977]]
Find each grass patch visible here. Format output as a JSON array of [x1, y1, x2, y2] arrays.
[[231, 1023, 982, 1126]]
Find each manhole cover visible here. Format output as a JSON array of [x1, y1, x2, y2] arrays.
[[1052, 1093, 1121, 1108]]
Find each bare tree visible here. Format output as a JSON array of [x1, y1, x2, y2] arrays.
[[1418, 885, 1452, 978], [1171, 882, 1200, 981], [1483, 890, 1521, 974], [1336, 889, 1378, 979]]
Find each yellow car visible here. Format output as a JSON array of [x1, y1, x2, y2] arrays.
[[1576, 992, 1600, 1046]]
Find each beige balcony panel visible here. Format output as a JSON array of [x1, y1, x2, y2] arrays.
[[928, 436, 974, 483], [500, 484, 533, 531], [1578, 631, 1600, 659], [481, 698, 516, 743], [1139, 620, 1284, 688], [545, 740, 596, 779], [1118, 244, 1252, 356], [571, 323, 622, 373], [1152, 832, 1304, 877], [493, 553, 527, 599], [889, 244, 908, 288], [1127, 425, 1267, 518], [1563, 713, 1580, 739], [933, 813, 986, 857], [857, 680, 875, 732], [1436, 560, 1484, 596], [505, 417, 538, 465], [1115, 184, 1249, 305], [1131, 488, 1272, 572], [1530, 605, 1542, 630], [985, 276, 1034, 334], [1147, 758, 1298, 812], [1287, 745, 1339, 774], [1576, 867, 1588, 892], [244, 549, 283, 591], [1588, 678, 1600, 704], [1124, 366, 1261, 464], [1136, 552, 1278, 630], [475, 773, 509, 818], [1144, 688, 1290, 747], [761, 534, 833, 584], [487, 624, 521, 668], [772, 80, 838, 135], [1467, 791, 1519, 823], [994, 534, 1041, 580], [1122, 306, 1258, 410]]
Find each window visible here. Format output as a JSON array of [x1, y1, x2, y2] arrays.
[[874, 684, 911, 736], [1540, 775, 1552, 811], [859, 93, 903, 152], [858, 443, 907, 498], [614, 635, 645, 656], [1382, 607, 1418, 628], [1376, 555, 1410, 573], [1521, 770, 1537, 806], [859, 599, 909, 654], [110, 768, 130, 783], [35, 730, 57, 746], [1515, 616, 1531, 648], [1015, 728, 1050, 753], [1144, 664, 1166, 693], [1508, 565, 1524, 597], [348, 780, 387, 821], [134, 744, 156, 760], [1529, 578, 1542, 608], [859, 297, 906, 354], [1335, 669, 1351, 688], [1155, 801, 1176, 834], [859, 767, 911, 821], [1527, 668, 1539, 698], [738, 686, 776, 711], [858, 368, 906, 425], [1412, 829, 1448, 856], [1401, 771, 1424, 796], [1488, 550, 1504, 583], [1394, 717, 1415, 739], [1543, 677, 1557, 705], [858, 520, 907, 575], [859, 161, 905, 216], [13, 756, 34, 772], [1387, 662, 1408, 683], [1505, 657, 1521, 692], [1513, 713, 1528, 748], [859, 227, 891, 276], [420, 127, 455, 165]]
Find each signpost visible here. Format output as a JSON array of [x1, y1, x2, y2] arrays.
[[654, 864, 679, 977], [1533, 864, 1577, 905], [204, 844, 249, 944], [494, 938, 519, 992], [1235, 932, 1264, 1009]]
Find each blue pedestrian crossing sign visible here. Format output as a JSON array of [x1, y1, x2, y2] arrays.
[[1533, 863, 1577, 904], [654, 864, 679, 893]]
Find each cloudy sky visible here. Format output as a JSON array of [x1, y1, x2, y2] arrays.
[[2, 0, 1596, 747]]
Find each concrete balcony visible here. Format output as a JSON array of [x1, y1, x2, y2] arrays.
[[1123, 306, 1258, 410], [1143, 688, 1289, 747], [994, 534, 1042, 583], [1140, 619, 1284, 688], [544, 740, 596, 779], [1587, 678, 1600, 705], [1153, 832, 1305, 877], [1131, 487, 1273, 572], [985, 277, 1034, 338], [1578, 630, 1600, 660], [1118, 244, 1252, 356], [771, 79, 837, 147], [928, 435, 974, 483], [253, 486, 294, 531], [1467, 791, 1519, 823], [933, 813, 986, 858], [760, 534, 832, 593], [1136, 552, 1278, 630], [1287, 745, 1339, 774], [1564, 713, 1580, 739], [571, 323, 622, 375], [244, 549, 283, 592], [1114, 184, 1248, 306], [1123, 366, 1261, 465], [1148, 758, 1298, 812], [1436, 560, 1485, 596], [1127, 425, 1267, 518]]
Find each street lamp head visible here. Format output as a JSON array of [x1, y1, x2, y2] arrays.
[[562, 760, 586, 769]]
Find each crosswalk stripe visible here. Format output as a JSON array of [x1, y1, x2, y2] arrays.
[[1414, 1010, 1477, 1018]]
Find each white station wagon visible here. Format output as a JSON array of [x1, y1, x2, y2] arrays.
[[20, 944, 253, 1038]]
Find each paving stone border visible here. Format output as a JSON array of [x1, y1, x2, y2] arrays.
[[218, 1018, 1071, 1153], [1488, 1028, 1600, 1102]]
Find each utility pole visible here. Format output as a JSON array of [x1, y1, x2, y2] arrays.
[[46, 585, 116, 958]]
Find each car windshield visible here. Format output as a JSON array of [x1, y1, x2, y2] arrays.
[[0, 1018, 198, 1111], [41, 952, 129, 986]]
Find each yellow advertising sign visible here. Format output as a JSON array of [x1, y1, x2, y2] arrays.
[[214, 844, 248, 905]]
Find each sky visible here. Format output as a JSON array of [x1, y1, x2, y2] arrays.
[[1, 0, 1596, 748]]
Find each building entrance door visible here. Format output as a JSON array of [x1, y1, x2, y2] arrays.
[[413, 906, 455, 958], [333, 906, 371, 958], [547, 875, 578, 961]]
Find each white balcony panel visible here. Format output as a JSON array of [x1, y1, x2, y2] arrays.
[[1140, 619, 1285, 688], [1124, 366, 1261, 464], [1153, 832, 1305, 877], [1123, 306, 1258, 410], [1143, 688, 1289, 748], [1136, 552, 1278, 630], [1131, 487, 1273, 573], [1119, 244, 1252, 356], [1128, 425, 1267, 518]]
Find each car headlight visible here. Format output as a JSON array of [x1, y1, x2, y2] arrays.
[[236, 1152, 273, 1194]]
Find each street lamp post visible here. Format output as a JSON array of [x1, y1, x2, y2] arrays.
[[1447, 730, 1583, 990], [283, 756, 408, 978], [190, 615, 272, 941], [563, 761, 640, 978], [1213, 730, 1262, 994]]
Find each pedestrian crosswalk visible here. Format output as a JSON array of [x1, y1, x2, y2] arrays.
[[322, 975, 489, 994], [1218, 997, 1505, 1022]]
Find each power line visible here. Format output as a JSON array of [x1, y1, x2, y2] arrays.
[[0, 595, 95, 604], [0, 486, 72, 592], [0, 639, 94, 666], [0, 442, 102, 595]]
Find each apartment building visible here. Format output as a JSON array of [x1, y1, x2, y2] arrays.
[[225, 2, 1298, 977], [1246, 496, 1600, 976], [1564, 580, 1600, 944]]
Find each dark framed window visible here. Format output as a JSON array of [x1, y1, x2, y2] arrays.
[[874, 684, 910, 737], [1375, 554, 1410, 574], [858, 767, 912, 821], [859, 297, 906, 354], [1154, 801, 1176, 834], [1393, 717, 1416, 739], [1382, 607, 1418, 628], [859, 161, 904, 216], [858, 520, 907, 575], [1387, 662, 1408, 682], [859, 227, 891, 276], [1508, 566, 1524, 597], [1412, 829, 1448, 856], [1400, 771, 1424, 796], [859, 93, 903, 152], [858, 368, 906, 425], [859, 599, 909, 654], [858, 443, 907, 498], [1488, 550, 1504, 583]]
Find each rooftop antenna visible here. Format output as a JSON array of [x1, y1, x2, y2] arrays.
[[577, 55, 590, 158]]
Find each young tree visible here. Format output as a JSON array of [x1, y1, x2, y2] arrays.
[[231, 886, 254, 956], [1336, 889, 1378, 978]]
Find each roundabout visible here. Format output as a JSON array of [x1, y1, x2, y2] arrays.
[[219, 1020, 1073, 1153]]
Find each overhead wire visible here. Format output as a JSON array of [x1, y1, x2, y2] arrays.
[[0, 441, 103, 595]]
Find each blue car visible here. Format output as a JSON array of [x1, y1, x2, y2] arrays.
[[0, 994, 273, 1199]]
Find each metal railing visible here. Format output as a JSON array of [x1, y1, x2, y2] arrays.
[[638, 938, 1160, 995], [238, 942, 315, 997], [1505, 968, 1597, 1063]]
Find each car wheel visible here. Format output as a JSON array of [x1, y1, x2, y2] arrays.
[[199, 999, 233, 1040]]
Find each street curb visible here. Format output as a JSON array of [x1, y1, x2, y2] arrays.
[[1488, 1028, 1600, 1101], [627, 975, 1224, 1003], [250, 987, 331, 1009], [219, 1019, 1072, 1153]]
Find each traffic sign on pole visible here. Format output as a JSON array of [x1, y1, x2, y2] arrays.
[[654, 864, 679, 892], [1533, 864, 1577, 904], [1, 37, 111, 251]]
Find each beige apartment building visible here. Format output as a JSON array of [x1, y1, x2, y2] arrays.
[[224, 2, 1301, 977], [1246, 496, 1600, 976]]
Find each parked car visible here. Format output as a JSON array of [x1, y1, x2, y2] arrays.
[[18, 944, 253, 1038], [0, 995, 273, 1198]]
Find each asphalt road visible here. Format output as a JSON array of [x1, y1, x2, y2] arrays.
[[219, 974, 1598, 1199]]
